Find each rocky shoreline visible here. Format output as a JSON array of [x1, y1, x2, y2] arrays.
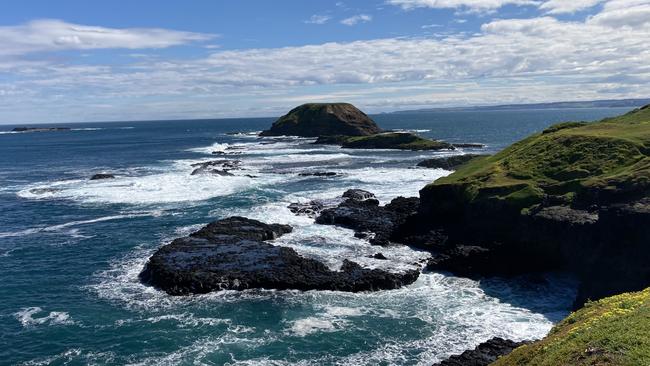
[[137, 103, 650, 365]]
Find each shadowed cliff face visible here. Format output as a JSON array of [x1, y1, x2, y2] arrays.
[[260, 103, 382, 137], [406, 105, 650, 308]]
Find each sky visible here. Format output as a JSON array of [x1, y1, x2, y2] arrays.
[[0, 0, 649, 124]]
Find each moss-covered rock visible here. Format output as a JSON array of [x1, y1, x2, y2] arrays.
[[492, 288, 650, 366], [260, 103, 382, 137], [315, 132, 453, 151]]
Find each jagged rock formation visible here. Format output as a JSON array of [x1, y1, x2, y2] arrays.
[[140, 217, 419, 295]]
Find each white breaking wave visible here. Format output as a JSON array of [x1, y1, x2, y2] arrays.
[[15, 307, 75, 327], [17, 169, 282, 205], [186, 142, 230, 154]]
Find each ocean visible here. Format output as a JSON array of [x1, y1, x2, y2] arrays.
[[0, 107, 632, 365]]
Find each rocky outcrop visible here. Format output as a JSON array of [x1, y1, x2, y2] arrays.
[[432, 338, 530, 366], [316, 190, 419, 246], [260, 103, 382, 137], [417, 154, 488, 170], [90, 173, 115, 180], [406, 106, 650, 308], [140, 217, 419, 295]]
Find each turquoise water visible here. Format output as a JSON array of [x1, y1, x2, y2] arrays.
[[0, 108, 632, 365]]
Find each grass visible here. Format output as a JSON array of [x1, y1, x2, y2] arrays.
[[492, 287, 650, 366], [329, 132, 453, 150], [424, 105, 650, 210]]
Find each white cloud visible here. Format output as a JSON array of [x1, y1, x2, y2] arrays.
[[588, 0, 650, 27], [539, 0, 604, 14], [341, 14, 373, 26], [304, 15, 332, 25], [2, 3, 650, 123], [0, 19, 214, 56], [387, 0, 540, 12]]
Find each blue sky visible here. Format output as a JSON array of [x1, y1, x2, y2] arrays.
[[0, 0, 648, 124]]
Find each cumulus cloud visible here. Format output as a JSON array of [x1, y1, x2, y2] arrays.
[[2, 2, 650, 123], [341, 14, 373, 26], [304, 15, 332, 24], [0, 19, 214, 56], [588, 0, 650, 27], [539, 0, 605, 14]]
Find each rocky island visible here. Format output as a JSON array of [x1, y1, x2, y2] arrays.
[[261, 103, 459, 150], [260, 103, 382, 137]]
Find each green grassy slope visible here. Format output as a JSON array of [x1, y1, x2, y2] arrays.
[[492, 288, 650, 366], [424, 105, 650, 210]]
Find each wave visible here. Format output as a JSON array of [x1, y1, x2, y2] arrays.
[[0, 213, 160, 239], [15, 307, 75, 327], [185, 142, 230, 155], [16, 168, 281, 205]]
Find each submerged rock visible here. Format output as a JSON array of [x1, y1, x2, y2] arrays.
[[190, 160, 241, 176], [90, 173, 115, 180], [12, 127, 70, 133], [433, 338, 530, 366], [260, 103, 382, 137], [140, 217, 419, 295], [298, 171, 340, 177]]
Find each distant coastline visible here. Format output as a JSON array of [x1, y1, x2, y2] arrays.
[[390, 98, 650, 114]]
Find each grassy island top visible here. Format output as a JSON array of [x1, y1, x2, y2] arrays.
[[493, 287, 650, 366], [426, 105, 650, 209]]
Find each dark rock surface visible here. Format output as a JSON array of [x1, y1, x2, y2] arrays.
[[140, 216, 419, 295], [342, 189, 376, 201], [417, 154, 489, 170], [90, 173, 115, 180], [432, 338, 530, 366], [260, 103, 382, 137], [315, 132, 454, 151], [405, 190, 650, 308], [298, 172, 340, 177], [288, 201, 325, 218], [190, 160, 241, 176], [316, 191, 419, 246]]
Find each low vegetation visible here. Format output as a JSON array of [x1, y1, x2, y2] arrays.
[[425, 105, 650, 210], [492, 288, 650, 366]]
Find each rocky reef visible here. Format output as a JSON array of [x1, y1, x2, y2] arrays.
[[260, 103, 382, 137], [315, 132, 453, 151], [140, 216, 419, 295]]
